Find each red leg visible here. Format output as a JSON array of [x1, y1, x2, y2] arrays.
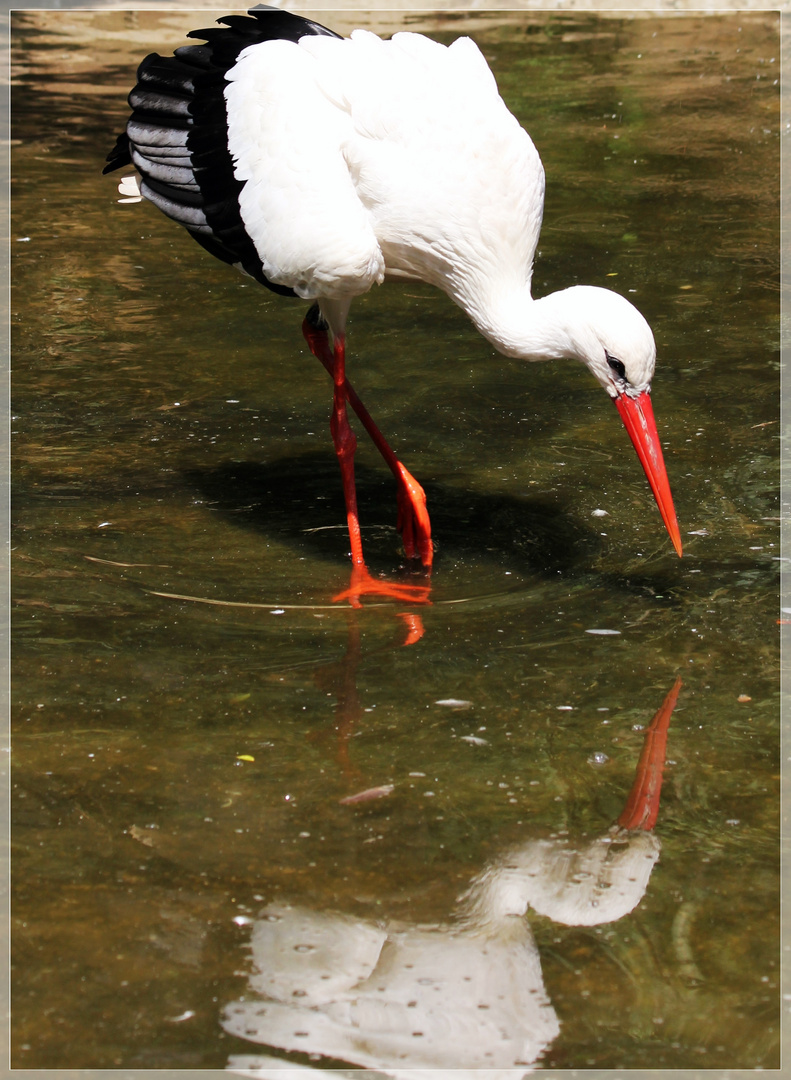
[[302, 309, 431, 608], [311, 614, 364, 780], [303, 307, 433, 568], [396, 611, 425, 646], [617, 676, 682, 831], [327, 329, 365, 568]]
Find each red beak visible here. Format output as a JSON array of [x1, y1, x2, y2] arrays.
[[614, 390, 682, 557]]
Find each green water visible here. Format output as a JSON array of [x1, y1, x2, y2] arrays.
[[11, 8, 780, 1072]]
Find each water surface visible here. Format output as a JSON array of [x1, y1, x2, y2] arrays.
[[11, 8, 780, 1072]]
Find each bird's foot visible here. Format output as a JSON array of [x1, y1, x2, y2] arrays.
[[395, 462, 433, 568], [333, 563, 432, 609]]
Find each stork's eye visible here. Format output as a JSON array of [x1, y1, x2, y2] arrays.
[[607, 354, 627, 380]]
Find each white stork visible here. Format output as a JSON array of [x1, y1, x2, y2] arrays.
[[105, 7, 682, 603]]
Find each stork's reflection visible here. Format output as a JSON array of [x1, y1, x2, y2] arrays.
[[309, 608, 425, 783], [224, 678, 682, 1076]]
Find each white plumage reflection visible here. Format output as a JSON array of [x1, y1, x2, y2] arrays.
[[106, 8, 682, 605], [222, 678, 681, 1076]]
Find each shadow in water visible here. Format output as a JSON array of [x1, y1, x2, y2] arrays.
[[221, 679, 683, 1076], [184, 451, 600, 578]]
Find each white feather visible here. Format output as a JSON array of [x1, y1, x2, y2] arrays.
[[117, 173, 142, 203], [225, 39, 384, 300], [224, 31, 543, 310], [222, 28, 656, 394]]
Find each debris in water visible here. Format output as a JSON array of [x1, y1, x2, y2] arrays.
[[588, 752, 610, 766], [340, 784, 394, 805]]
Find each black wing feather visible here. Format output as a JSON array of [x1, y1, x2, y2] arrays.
[[104, 7, 342, 297]]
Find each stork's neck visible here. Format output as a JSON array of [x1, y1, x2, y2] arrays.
[[455, 281, 575, 363]]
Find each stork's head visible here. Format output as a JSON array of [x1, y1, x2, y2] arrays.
[[538, 285, 682, 557], [546, 285, 655, 396]]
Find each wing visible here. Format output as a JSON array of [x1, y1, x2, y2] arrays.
[[104, 8, 342, 297], [106, 13, 545, 309], [300, 30, 547, 304], [223, 37, 386, 300]]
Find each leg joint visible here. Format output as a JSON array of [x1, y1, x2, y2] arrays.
[[305, 303, 328, 332]]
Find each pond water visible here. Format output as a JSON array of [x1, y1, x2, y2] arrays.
[[11, 7, 780, 1074]]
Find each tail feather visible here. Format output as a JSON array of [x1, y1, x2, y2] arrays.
[[116, 174, 143, 204]]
